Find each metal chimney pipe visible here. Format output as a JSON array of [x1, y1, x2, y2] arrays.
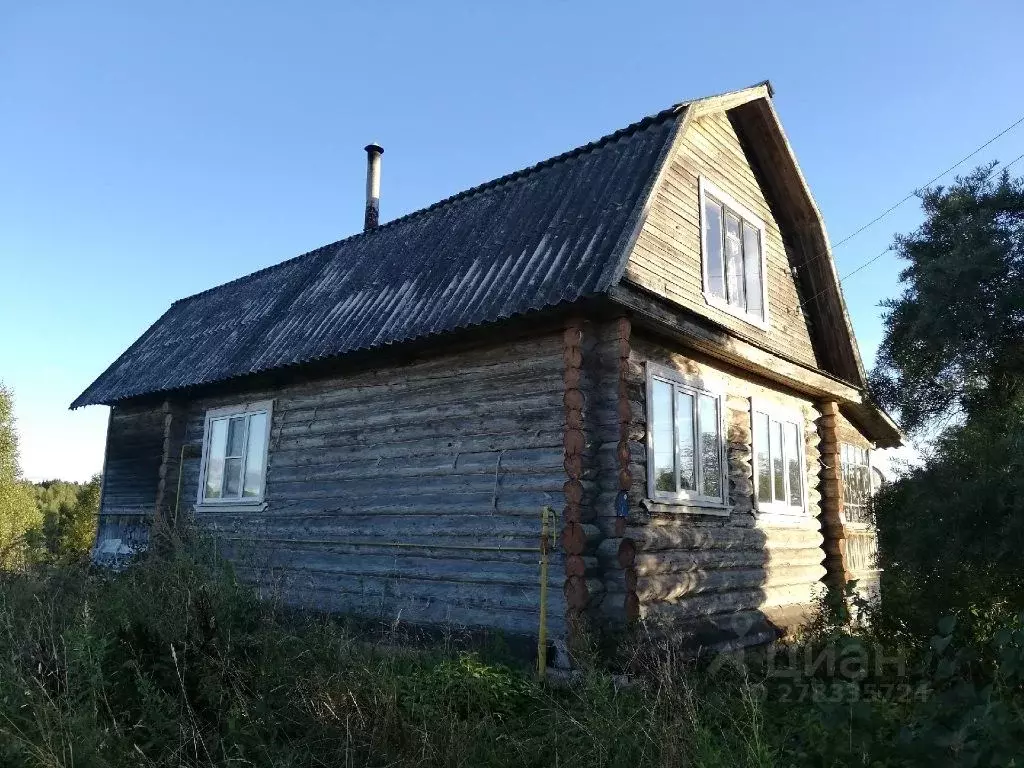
[[364, 143, 383, 231]]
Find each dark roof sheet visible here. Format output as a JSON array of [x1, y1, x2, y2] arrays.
[[72, 106, 682, 408]]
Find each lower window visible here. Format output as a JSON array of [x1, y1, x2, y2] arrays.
[[646, 366, 725, 505], [752, 400, 805, 514], [199, 401, 273, 504]]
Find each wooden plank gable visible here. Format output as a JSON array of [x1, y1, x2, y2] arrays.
[[624, 108, 822, 371]]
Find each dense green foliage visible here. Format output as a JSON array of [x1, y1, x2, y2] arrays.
[[28, 476, 101, 563], [869, 166, 1024, 645], [0, 384, 42, 568], [0, 385, 99, 568], [873, 409, 1024, 644], [870, 165, 1024, 435]]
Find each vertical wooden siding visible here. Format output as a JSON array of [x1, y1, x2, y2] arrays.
[[165, 333, 569, 638], [625, 110, 821, 370]]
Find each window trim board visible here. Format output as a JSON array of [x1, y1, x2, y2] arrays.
[[698, 176, 770, 331], [644, 362, 729, 509], [196, 399, 274, 507]]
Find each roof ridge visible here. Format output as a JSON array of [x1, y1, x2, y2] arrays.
[[173, 102, 685, 306]]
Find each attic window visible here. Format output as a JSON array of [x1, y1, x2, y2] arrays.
[[198, 401, 273, 505], [699, 177, 768, 328]]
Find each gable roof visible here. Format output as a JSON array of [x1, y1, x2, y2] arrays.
[[72, 101, 686, 408], [71, 83, 874, 418]]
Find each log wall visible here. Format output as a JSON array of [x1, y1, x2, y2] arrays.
[[160, 332, 569, 638], [625, 109, 821, 370], [601, 330, 828, 646]]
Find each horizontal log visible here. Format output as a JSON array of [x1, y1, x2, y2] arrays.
[[632, 563, 825, 603], [237, 569, 567, 636], [631, 546, 824, 576], [224, 493, 562, 518], [221, 545, 563, 588], [623, 524, 821, 554]]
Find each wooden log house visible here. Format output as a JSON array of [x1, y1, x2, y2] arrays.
[[73, 82, 901, 651]]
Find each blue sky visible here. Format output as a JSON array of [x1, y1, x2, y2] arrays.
[[1, 1, 1022, 481]]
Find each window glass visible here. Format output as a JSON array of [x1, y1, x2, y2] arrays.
[[698, 394, 721, 498], [704, 197, 725, 300], [243, 412, 268, 497], [771, 419, 785, 502], [224, 458, 242, 497], [651, 381, 675, 492], [785, 421, 802, 506], [724, 213, 745, 308], [648, 374, 724, 503], [841, 443, 873, 524], [753, 406, 806, 513], [226, 417, 246, 457], [201, 404, 272, 504], [205, 418, 228, 499], [755, 411, 771, 503], [676, 391, 695, 491], [742, 223, 762, 317], [701, 181, 765, 323]]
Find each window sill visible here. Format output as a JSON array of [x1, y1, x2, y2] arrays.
[[753, 510, 817, 527], [702, 292, 769, 331], [195, 501, 269, 514], [643, 498, 731, 517]]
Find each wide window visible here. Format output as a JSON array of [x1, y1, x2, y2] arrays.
[[198, 401, 272, 505], [752, 401, 805, 514], [841, 443, 873, 524], [699, 177, 767, 327], [646, 367, 725, 505]]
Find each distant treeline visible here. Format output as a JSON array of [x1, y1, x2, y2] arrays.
[[0, 385, 99, 567]]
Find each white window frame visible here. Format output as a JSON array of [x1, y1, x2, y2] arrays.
[[645, 363, 728, 508], [750, 398, 807, 515], [840, 442, 875, 527], [197, 400, 274, 506], [699, 176, 770, 330]]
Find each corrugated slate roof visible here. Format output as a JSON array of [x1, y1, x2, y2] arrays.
[[72, 106, 683, 408]]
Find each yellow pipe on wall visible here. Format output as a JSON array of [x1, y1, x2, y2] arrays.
[[537, 505, 557, 679]]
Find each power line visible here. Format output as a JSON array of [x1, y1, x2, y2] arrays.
[[829, 113, 1024, 252], [790, 111, 1024, 312], [800, 148, 1024, 311]]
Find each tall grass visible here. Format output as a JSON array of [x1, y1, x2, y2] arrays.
[[0, 543, 1021, 766], [0, 547, 789, 767]]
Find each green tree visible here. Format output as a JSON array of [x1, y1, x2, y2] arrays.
[[870, 164, 1024, 435], [0, 384, 41, 569], [32, 476, 99, 562], [869, 165, 1024, 640]]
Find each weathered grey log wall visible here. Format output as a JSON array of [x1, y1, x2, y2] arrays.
[[164, 333, 569, 638], [93, 403, 165, 564], [599, 331, 827, 646]]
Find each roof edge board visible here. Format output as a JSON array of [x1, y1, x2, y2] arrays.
[[741, 97, 868, 387]]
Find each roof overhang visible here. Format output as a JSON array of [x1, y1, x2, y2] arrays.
[[608, 283, 903, 447]]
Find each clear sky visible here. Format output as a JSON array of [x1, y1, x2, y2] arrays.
[[1, 1, 1022, 481]]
